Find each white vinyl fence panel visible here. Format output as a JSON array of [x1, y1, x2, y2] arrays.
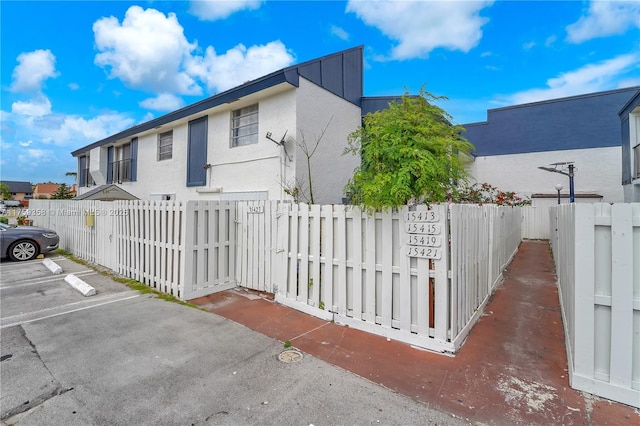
[[449, 205, 521, 344], [276, 203, 522, 353], [28, 199, 236, 301], [521, 205, 551, 239], [551, 203, 640, 408]]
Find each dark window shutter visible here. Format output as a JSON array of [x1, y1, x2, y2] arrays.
[[187, 116, 208, 187], [130, 137, 138, 182], [107, 146, 114, 184]]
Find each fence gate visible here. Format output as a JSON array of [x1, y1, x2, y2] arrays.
[[236, 201, 289, 293], [182, 200, 237, 300]]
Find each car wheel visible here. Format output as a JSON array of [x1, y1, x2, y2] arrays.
[[8, 240, 38, 261]]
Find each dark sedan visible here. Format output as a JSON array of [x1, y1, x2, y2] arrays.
[[0, 223, 60, 261]]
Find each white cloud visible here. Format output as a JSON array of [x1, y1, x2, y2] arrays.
[[186, 41, 295, 92], [10, 49, 59, 93], [42, 113, 136, 146], [506, 53, 640, 105], [566, 1, 640, 43], [68, 83, 80, 90], [189, 0, 263, 21], [140, 93, 184, 111], [331, 25, 350, 41], [1, 108, 135, 183], [544, 35, 557, 47], [93, 6, 201, 95], [11, 95, 52, 117], [346, 0, 494, 60], [26, 149, 52, 160], [139, 112, 155, 124], [93, 6, 295, 99]]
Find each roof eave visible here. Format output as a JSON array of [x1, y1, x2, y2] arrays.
[[72, 70, 296, 157]]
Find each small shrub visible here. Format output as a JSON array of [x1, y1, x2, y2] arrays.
[[0, 217, 8, 224]]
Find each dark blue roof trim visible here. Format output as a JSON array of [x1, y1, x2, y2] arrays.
[[618, 90, 640, 117], [361, 97, 403, 115], [72, 46, 364, 157], [462, 86, 640, 156]]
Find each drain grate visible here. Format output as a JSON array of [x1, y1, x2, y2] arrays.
[[278, 349, 303, 363]]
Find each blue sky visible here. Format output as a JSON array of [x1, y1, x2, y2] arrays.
[[1, 0, 639, 185]]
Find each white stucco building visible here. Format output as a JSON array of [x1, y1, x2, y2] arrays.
[[72, 47, 395, 204]]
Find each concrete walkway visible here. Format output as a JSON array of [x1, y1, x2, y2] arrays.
[[192, 240, 639, 425]]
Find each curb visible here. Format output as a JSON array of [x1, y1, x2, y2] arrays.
[[42, 258, 63, 275], [64, 274, 96, 297]]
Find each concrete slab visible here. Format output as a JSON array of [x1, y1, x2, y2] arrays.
[[1, 265, 464, 425]]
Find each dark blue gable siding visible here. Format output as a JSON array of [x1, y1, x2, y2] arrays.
[[297, 47, 363, 106], [463, 87, 640, 156]]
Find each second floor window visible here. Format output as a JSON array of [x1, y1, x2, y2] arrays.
[[78, 155, 94, 187], [231, 104, 258, 147], [634, 143, 640, 180], [111, 143, 132, 183], [158, 130, 173, 161]]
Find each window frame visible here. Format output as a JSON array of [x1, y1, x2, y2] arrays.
[[111, 142, 133, 183], [79, 155, 94, 187], [158, 130, 173, 161], [230, 104, 259, 147], [633, 143, 640, 180]]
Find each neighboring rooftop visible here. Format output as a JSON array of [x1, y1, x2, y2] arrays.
[[1, 181, 33, 194], [463, 86, 640, 156]]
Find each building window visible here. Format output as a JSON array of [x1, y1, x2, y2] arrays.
[[158, 130, 173, 161], [79, 155, 94, 187], [111, 142, 132, 183], [231, 104, 258, 147], [634, 143, 640, 180]]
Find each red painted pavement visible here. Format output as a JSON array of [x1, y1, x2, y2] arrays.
[[191, 240, 639, 425]]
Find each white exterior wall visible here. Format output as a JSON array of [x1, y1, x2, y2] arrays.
[[295, 78, 362, 205], [623, 110, 640, 202], [469, 146, 624, 203], [81, 83, 299, 201]]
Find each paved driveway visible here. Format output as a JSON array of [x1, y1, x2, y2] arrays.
[[1, 256, 464, 425]]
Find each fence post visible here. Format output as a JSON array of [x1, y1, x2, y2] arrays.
[[434, 204, 450, 342], [573, 204, 595, 381], [608, 203, 634, 389], [182, 201, 196, 299]]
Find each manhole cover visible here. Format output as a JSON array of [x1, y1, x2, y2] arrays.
[[278, 349, 303, 363]]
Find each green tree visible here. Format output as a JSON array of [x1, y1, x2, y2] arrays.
[[50, 183, 74, 199], [0, 183, 10, 200], [343, 87, 474, 210]]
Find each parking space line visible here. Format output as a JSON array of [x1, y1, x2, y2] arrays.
[[0, 270, 97, 289], [1, 292, 141, 328]]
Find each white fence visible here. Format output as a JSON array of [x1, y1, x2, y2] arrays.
[[273, 203, 521, 353], [29, 200, 236, 300], [521, 206, 551, 239], [28, 200, 521, 354], [550, 203, 640, 408]]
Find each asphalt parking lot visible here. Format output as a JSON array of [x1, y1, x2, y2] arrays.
[[0, 255, 465, 425]]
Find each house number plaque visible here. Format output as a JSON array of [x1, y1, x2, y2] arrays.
[[405, 209, 442, 259], [247, 205, 264, 214]]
